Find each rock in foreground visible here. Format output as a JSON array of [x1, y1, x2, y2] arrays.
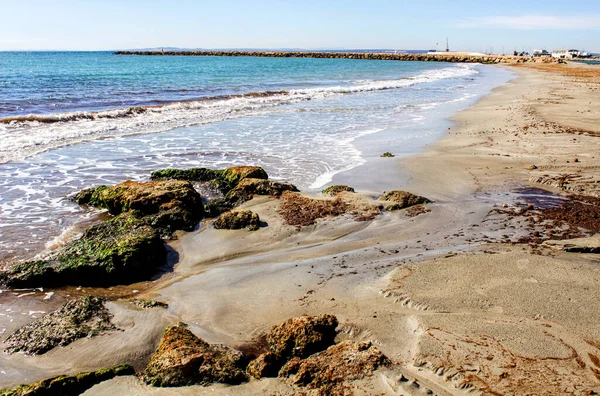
[[150, 166, 268, 194], [379, 190, 431, 211], [246, 352, 282, 379], [0, 364, 134, 396], [4, 296, 116, 355], [214, 210, 260, 231], [225, 178, 299, 206], [73, 179, 204, 236], [286, 340, 391, 395], [143, 325, 247, 387], [266, 314, 338, 359], [0, 213, 166, 288]]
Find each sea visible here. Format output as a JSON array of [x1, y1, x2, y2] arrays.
[[0, 51, 513, 263]]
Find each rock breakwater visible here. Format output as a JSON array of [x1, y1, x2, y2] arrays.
[[114, 50, 561, 64]]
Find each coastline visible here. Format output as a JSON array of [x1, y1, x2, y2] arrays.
[[2, 62, 600, 394]]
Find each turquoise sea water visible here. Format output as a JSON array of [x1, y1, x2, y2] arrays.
[[0, 52, 513, 262]]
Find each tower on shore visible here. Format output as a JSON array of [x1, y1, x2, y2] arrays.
[[446, 38, 449, 52]]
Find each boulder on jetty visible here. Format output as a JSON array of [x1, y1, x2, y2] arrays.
[[0, 364, 134, 396], [283, 340, 391, 395], [266, 314, 338, 359], [143, 325, 248, 387], [4, 296, 116, 355], [322, 185, 355, 196], [74, 179, 204, 236], [0, 213, 165, 288], [379, 190, 431, 211], [151, 166, 268, 194], [214, 210, 260, 231]]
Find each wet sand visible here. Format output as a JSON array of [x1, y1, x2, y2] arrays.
[[2, 62, 600, 395]]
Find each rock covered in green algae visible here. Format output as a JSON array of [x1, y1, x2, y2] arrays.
[[322, 185, 355, 196], [4, 296, 116, 355], [379, 190, 432, 211], [204, 198, 235, 218], [73, 179, 204, 236], [285, 340, 391, 395], [205, 178, 299, 217], [150, 166, 287, 217], [143, 325, 248, 387], [0, 213, 166, 288], [0, 364, 134, 396], [214, 210, 260, 231], [224, 178, 299, 206], [246, 352, 283, 379], [266, 314, 338, 359], [130, 299, 169, 309], [150, 166, 268, 194]]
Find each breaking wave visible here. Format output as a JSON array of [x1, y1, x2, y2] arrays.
[[0, 64, 478, 163]]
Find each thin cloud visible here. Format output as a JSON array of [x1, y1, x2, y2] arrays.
[[459, 15, 600, 30]]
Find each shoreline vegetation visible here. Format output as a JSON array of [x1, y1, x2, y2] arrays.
[[1, 61, 600, 394], [114, 50, 563, 64]]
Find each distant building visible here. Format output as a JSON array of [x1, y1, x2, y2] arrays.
[[552, 49, 580, 59], [532, 49, 551, 57]]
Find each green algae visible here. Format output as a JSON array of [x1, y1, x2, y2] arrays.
[[150, 166, 268, 195], [0, 213, 165, 288], [4, 296, 116, 355], [0, 364, 134, 396], [322, 185, 355, 196]]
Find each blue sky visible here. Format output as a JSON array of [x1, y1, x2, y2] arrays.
[[1, 0, 598, 52]]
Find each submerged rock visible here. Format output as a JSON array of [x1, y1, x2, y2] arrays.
[[4, 296, 116, 355], [214, 210, 260, 231], [0, 364, 135, 396], [143, 325, 247, 387], [0, 213, 166, 288], [266, 314, 338, 359], [246, 352, 283, 379], [288, 340, 391, 395], [150, 166, 268, 194], [379, 190, 431, 211], [73, 179, 204, 236], [322, 185, 355, 196]]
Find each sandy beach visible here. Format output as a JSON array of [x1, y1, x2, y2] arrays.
[[2, 62, 600, 395]]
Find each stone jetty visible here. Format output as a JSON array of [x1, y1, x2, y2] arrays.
[[114, 50, 560, 64]]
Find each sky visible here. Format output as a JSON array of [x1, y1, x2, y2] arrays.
[[1, 0, 598, 52]]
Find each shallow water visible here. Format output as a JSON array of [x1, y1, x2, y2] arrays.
[[0, 55, 513, 263]]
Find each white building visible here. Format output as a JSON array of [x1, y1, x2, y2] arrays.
[[552, 49, 580, 59]]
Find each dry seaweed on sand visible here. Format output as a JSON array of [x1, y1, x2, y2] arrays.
[[279, 192, 351, 226]]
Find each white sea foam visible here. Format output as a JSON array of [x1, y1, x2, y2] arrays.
[[0, 64, 478, 164]]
